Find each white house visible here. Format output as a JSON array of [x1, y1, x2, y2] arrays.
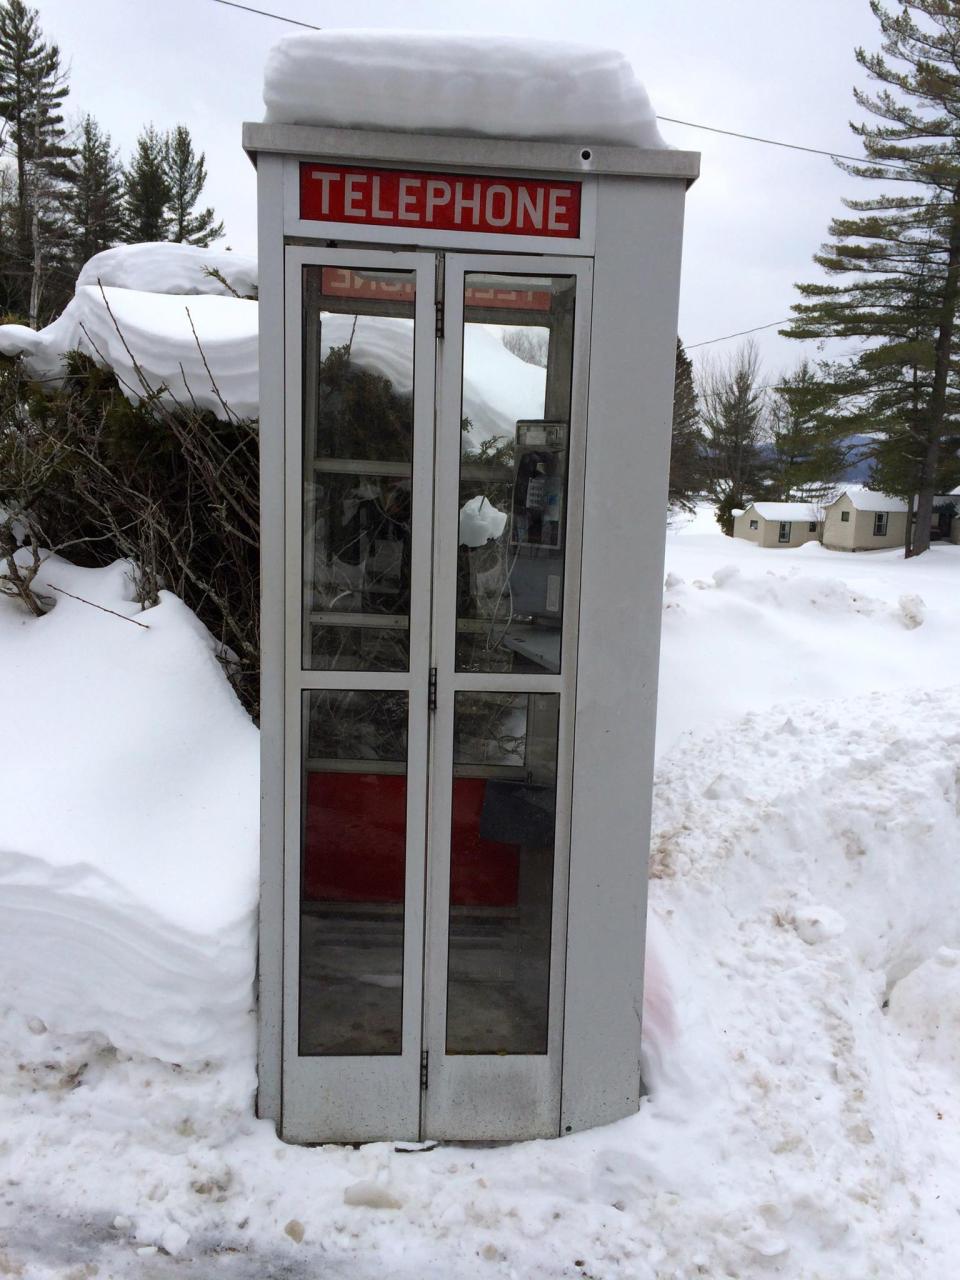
[[822, 489, 907, 551], [732, 502, 822, 549], [823, 488, 959, 551]]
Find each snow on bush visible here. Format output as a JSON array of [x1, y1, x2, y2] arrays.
[[76, 242, 257, 298], [0, 244, 545, 436], [263, 30, 665, 148]]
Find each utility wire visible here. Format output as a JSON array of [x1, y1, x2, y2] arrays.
[[687, 319, 792, 349], [208, 0, 319, 27], [656, 116, 913, 173]]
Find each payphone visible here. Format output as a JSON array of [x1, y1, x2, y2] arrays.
[[247, 102, 698, 1143]]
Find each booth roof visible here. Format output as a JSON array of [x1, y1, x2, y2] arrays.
[[262, 30, 665, 150]]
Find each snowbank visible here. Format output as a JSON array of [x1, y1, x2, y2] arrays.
[[1, 504, 959, 1276], [0, 556, 258, 1066], [263, 30, 664, 148]]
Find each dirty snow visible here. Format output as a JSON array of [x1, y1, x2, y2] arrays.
[[263, 30, 664, 148], [1, 506, 959, 1277]]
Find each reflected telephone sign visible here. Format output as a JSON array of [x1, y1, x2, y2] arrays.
[[246, 115, 699, 1146]]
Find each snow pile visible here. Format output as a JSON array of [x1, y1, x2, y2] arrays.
[[659, 505, 960, 754], [1, 505, 959, 1276], [76, 242, 258, 298], [0, 555, 258, 1067], [263, 30, 664, 148]]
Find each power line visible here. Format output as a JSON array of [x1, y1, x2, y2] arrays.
[[687, 319, 791, 349], [655, 116, 912, 173], [208, 0, 319, 27]]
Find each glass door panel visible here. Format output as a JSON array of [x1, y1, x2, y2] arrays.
[[302, 265, 417, 672], [299, 689, 409, 1056], [445, 691, 559, 1055], [456, 273, 576, 676], [283, 248, 435, 1144]]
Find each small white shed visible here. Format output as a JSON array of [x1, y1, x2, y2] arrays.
[[822, 489, 908, 551], [732, 502, 822, 549]]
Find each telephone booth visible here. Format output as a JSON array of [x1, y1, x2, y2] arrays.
[[244, 120, 699, 1143]]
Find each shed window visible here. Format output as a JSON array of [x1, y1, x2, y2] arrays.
[[873, 512, 888, 537], [749, 519, 758, 530], [808, 521, 817, 532], [841, 510, 850, 523], [778, 521, 791, 543]]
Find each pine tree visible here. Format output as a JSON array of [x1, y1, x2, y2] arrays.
[[164, 124, 223, 246], [767, 359, 848, 500], [668, 338, 705, 510], [121, 125, 171, 243], [0, 0, 75, 324], [64, 114, 123, 271], [784, 0, 960, 556], [699, 340, 769, 532]]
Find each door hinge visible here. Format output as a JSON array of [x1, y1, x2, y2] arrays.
[[435, 254, 445, 339], [428, 667, 438, 712], [420, 1049, 429, 1091]]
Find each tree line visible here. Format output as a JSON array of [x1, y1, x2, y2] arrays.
[[672, 0, 960, 557], [0, 0, 223, 329], [669, 338, 848, 531]]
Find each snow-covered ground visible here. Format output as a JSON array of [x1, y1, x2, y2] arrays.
[[1, 509, 958, 1278]]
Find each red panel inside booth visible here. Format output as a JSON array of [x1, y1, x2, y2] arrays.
[[303, 773, 519, 907]]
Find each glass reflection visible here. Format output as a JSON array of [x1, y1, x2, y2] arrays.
[[456, 275, 576, 675], [302, 266, 416, 671], [299, 689, 409, 1057], [445, 692, 559, 1055]]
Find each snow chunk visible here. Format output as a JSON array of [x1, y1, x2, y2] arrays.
[[459, 494, 507, 548], [263, 30, 664, 148], [888, 948, 960, 1070], [77, 242, 257, 299], [343, 1180, 404, 1210], [794, 905, 847, 945]]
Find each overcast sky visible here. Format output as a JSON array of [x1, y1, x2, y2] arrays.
[[35, 0, 885, 378]]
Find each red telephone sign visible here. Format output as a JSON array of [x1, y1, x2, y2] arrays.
[[300, 163, 581, 238]]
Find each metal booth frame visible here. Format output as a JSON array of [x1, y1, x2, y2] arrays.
[[244, 122, 699, 1142]]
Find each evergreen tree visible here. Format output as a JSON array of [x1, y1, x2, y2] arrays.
[[699, 340, 769, 532], [0, 0, 74, 324], [784, 0, 960, 556], [164, 124, 223, 246], [767, 359, 848, 500], [64, 114, 123, 270], [121, 125, 171, 243], [668, 338, 705, 510]]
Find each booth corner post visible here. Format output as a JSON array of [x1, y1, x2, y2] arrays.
[[245, 119, 699, 1143]]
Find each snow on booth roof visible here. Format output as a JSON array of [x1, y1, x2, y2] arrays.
[[262, 30, 665, 149]]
